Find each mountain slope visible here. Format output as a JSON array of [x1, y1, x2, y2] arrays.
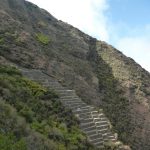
[[0, 0, 150, 149], [0, 65, 95, 150]]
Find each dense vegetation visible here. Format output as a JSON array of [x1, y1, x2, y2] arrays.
[[0, 65, 94, 150], [97, 57, 133, 144]]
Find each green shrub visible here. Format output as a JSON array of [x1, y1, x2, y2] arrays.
[[0, 65, 21, 76], [0, 133, 27, 150], [35, 33, 50, 45], [0, 38, 4, 44], [19, 106, 34, 123]]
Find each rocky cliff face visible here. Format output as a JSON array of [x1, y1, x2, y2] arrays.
[[0, 0, 150, 149]]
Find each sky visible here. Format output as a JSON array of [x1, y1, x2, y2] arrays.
[[27, 0, 150, 72]]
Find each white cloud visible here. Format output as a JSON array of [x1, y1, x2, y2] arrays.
[[27, 0, 110, 41], [116, 36, 150, 72]]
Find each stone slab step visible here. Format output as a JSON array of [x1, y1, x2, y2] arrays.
[[80, 122, 95, 129], [89, 134, 102, 141], [67, 104, 87, 110], [94, 141, 104, 148], [61, 95, 79, 99], [94, 118, 106, 122], [64, 100, 85, 105], [95, 121, 108, 126], [89, 137, 103, 144], [57, 89, 75, 93], [81, 125, 96, 131], [80, 118, 94, 124], [64, 103, 86, 108], [66, 104, 87, 111], [85, 130, 98, 136], [91, 111, 99, 115], [60, 98, 81, 101], [98, 128, 109, 134]]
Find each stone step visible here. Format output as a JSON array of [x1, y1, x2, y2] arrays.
[[76, 111, 92, 116], [58, 92, 76, 96], [61, 99, 82, 104], [98, 118, 108, 122], [95, 120, 108, 124], [61, 95, 79, 99], [85, 130, 97, 137], [66, 103, 87, 109], [80, 118, 94, 124], [65, 104, 87, 111], [64, 101, 85, 106], [97, 114, 105, 118], [81, 125, 96, 131], [64, 99, 84, 104], [73, 107, 92, 114], [73, 109, 90, 114], [94, 141, 104, 148], [91, 111, 99, 115], [103, 138, 112, 143], [59, 94, 77, 98], [98, 128, 109, 134], [80, 122, 95, 129], [60, 97, 81, 101], [80, 114, 93, 120], [94, 118, 107, 122], [103, 134, 116, 141], [103, 132, 114, 137], [79, 106, 94, 111], [59, 94, 77, 97], [55, 89, 74, 92], [89, 133, 102, 141], [95, 123, 109, 129], [93, 117, 106, 121], [73, 108, 94, 115], [89, 136, 103, 144]]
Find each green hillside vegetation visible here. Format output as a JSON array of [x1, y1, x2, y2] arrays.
[[35, 33, 50, 45], [0, 65, 94, 150], [97, 57, 133, 144]]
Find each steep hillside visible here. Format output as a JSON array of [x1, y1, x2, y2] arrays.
[[96, 42, 150, 149], [0, 0, 150, 149], [0, 65, 95, 150]]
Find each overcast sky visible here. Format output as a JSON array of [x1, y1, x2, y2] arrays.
[[27, 0, 150, 72]]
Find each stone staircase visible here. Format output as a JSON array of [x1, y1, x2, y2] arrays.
[[21, 68, 117, 149]]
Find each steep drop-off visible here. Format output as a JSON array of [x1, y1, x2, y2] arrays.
[[0, 0, 150, 149]]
